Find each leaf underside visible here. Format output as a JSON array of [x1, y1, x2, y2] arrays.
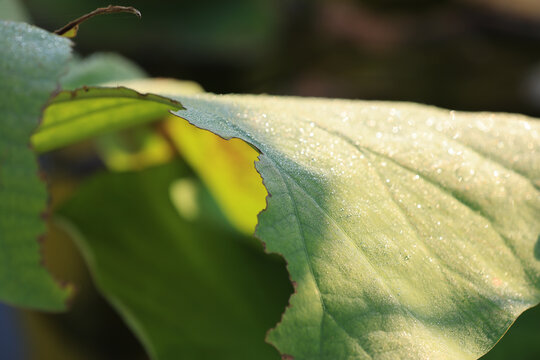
[[0, 21, 72, 310]]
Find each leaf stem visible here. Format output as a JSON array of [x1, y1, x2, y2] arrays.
[[54, 5, 141, 37]]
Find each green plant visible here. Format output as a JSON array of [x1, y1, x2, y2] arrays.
[[1, 8, 539, 360]]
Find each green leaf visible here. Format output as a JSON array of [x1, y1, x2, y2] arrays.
[[31, 86, 183, 153], [31, 79, 203, 153], [60, 52, 147, 90], [33, 79, 264, 235], [165, 117, 268, 235], [34, 80, 539, 357], [31, 78, 539, 358], [0, 21, 72, 310], [168, 94, 540, 359], [0, 0, 30, 22], [95, 126, 175, 172], [58, 161, 292, 360]]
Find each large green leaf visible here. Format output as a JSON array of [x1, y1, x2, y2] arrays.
[[33, 80, 540, 358], [168, 94, 540, 359], [0, 21, 72, 310], [58, 161, 292, 360]]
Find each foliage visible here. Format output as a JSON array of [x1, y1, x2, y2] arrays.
[[0, 21, 72, 310], [1, 17, 539, 360], [58, 161, 291, 359]]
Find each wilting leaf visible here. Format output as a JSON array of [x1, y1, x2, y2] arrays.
[[58, 161, 292, 360], [0, 21, 72, 310], [169, 94, 540, 359]]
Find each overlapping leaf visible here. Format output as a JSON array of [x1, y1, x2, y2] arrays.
[[58, 161, 291, 360], [1, 18, 537, 356], [30, 76, 540, 358], [0, 21, 72, 310], [165, 118, 267, 234], [31, 80, 203, 153], [31, 87, 183, 153]]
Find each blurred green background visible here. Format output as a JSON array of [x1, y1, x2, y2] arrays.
[[1, 0, 539, 359]]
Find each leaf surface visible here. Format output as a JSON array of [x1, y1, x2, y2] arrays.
[[58, 161, 292, 360], [31, 87, 183, 153], [33, 80, 540, 358], [169, 94, 540, 359], [31, 80, 203, 153], [0, 21, 72, 310]]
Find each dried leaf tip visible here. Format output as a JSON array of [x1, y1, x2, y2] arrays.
[[54, 5, 142, 38]]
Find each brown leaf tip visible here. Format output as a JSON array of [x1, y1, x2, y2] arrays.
[[54, 5, 142, 37]]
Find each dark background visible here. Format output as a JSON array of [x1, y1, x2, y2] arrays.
[[23, 0, 540, 116]]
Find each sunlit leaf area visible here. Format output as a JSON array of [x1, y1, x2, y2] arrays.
[[1, 0, 539, 359]]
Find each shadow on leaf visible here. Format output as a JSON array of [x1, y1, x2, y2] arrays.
[[58, 161, 293, 360], [535, 235, 540, 260]]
